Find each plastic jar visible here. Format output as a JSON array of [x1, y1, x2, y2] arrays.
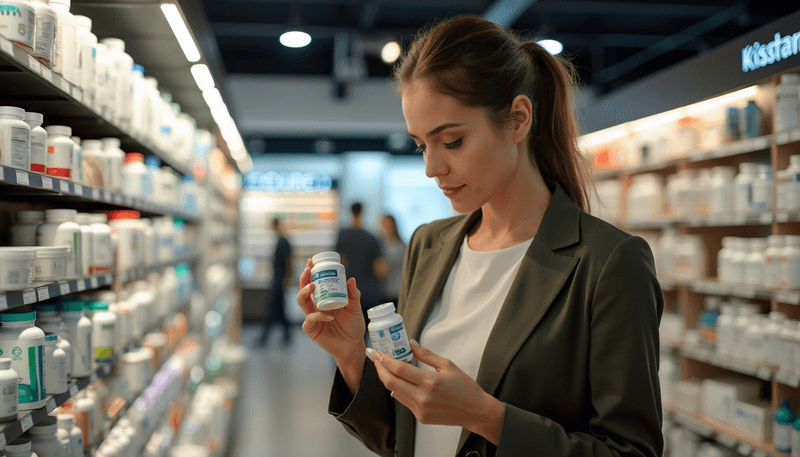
[[0, 247, 36, 291], [0, 310, 46, 410], [74, 394, 95, 448], [709, 166, 735, 215], [55, 426, 70, 457], [768, 311, 787, 367], [766, 235, 786, 289], [122, 153, 146, 197], [753, 164, 773, 212], [88, 214, 112, 274], [57, 299, 92, 378], [108, 211, 141, 271], [733, 305, 756, 359], [787, 156, 800, 211], [745, 238, 767, 288], [51, 0, 78, 84], [69, 137, 81, 184], [729, 238, 748, 285], [735, 162, 757, 214], [29, 415, 64, 457], [36, 306, 72, 379], [74, 214, 93, 276], [782, 320, 799, 373], [88, 302, 116, 366], [32, 246, 70, 285], [79, 140, 107, 189], [43, 334, 68, 395], [5, 437, 37, 457], [367, 302, 413, 362], [101, 138, 124, 193], [57, 414, 83, 457], [24, 112, 47, 174], [745, 314, 766, 364], [45, 126, 74, 179], [311, 252, 349, 311], [717, 237, 735, 283], [37, 209, 82, 280], [775, 73, 800, 133], [0, 0, 35, 50], [0, 106, 31, 170], [0, 358, 18, 422], [74, 15, 96, 96], [782, 236, 800, 290], [31, 0, 57, 64], [10, 210, 44, 246]]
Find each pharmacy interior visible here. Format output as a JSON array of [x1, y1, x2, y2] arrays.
[[0, 1, 246, 456]]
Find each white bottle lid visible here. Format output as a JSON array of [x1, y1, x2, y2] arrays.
[[45, 208, 78, 222], [75, 213, 91, 224], [0, 247, 37, 260], [786, 235, 800, 247], [45, 125, 72, 137], [101, 38, 125, 53], [29, 415, 58, 434], [71, 136, 81, 146], [16, 209, 44, 222], [50, 0, 70, 8], [0, 358, 11, 370], [791, 155, 800, 166], [74, 15, 91, 30], [312, 251, 340, 263], [367, 302, 396, 319], [757, 164, 771, 176], [23, 111, 43, 124], [0, 106, 24, 119], [102, 137, 122, 149], [770, 311, 786, 322], [82, 139, 103, 150], [5, 437, 32, 452], [750, 238, 767, 251], [57, 413, 75, 428], [89, 213, 108, 224], [768, 235, 786, 247]]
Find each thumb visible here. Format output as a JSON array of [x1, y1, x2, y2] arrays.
[[410, 340, 449, 371], [345, 277, 362, 311]]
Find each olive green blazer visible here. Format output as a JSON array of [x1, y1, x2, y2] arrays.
[[329, 181, 664, 457]]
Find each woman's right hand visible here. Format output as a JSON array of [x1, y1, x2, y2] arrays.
[[297, 258, 367, 373]]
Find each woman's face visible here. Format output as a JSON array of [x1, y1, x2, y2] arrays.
[[401, 81, 522, 214]]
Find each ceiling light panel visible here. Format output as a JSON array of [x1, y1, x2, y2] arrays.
[[161, 3, 201, 62]]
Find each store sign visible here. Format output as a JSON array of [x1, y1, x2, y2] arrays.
[[244, 171, 333, 192], [742, 32, 800, 72]]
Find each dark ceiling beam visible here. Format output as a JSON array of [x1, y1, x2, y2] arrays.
[[359, 0, 383, 30], [484, 0, 539, 28], [597, 2, 746, 83], [213, 0, 485, 6], [211, 22, 412, 41], [532, 1, 726, 17], [553, 33, 707, 50]]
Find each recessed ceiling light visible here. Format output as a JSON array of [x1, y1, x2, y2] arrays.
[[381, 41, 401, 64], [280, 31, 312, 48], [537, 39, 563, 55]]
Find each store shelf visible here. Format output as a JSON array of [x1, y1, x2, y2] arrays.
[[663, 402, 777, 457], [775, 128, 800, 146], [117, 253, 200, 284], [0, 165, 200, 222], [621, 211, 774, 231], [679, 345, 776, 381], [0, 37, 193, 177]]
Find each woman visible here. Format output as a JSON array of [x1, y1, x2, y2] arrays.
[[297, 14, 663, 457], [379, 214, 406, 306]]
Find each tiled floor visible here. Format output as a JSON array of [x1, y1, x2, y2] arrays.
[[229, 323, 379, 457]]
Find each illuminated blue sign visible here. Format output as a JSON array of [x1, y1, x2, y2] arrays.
[[742, 32, 800, 72], [244, 171, 333, 192]]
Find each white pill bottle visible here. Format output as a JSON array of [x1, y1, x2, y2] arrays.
[[311, 251, 349, 311], [43, 333, 68, 395], [368, 302, 413, 362], [0, 357, 19, 421], [0, 310, 46, 410], [57, 299, 92, 377]]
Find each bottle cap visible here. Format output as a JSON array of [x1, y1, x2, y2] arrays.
[[100, 37, 125, 53], [16, 209, 44, 221], [82, 139, 103, 150], [89, 301, 109, 311], [108, 210, 140, 220], [0, 106, 24, 118], [29, 415, 57, 434], [133, 64, 144, 75], [74, 15, 92, 30], [145, 156, 161, 168], [50, 0, 71, 7], [71, 136, 81, 146], [89, 213, 108, 224], [101, 137, 122, 149], [45, 125, 72, 137], [0, 358, 11, 370], [57, 298, 86, 313], [0, 310, 36, 322], [125, 153, 144, 163], [5, 437, 31, 452], [367, 302, 396, 319], [35, 303, 57, 313], [312, 251, 340, 264], [23, 111, 43, 124], [57, 414, 75, 428], [45, 208, 78, 222]]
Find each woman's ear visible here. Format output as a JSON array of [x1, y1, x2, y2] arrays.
[[511, 95, 533, 144]]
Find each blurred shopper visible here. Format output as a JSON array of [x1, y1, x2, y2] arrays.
[[297, 14, 663, 457], [379, 214, 406, 306], [259, 217, 293, 347]]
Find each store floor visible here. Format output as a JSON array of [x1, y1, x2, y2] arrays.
[[229, 323, 378, 457]]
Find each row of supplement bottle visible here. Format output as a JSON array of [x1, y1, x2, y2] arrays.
[[717, 235, 800, 289], [3, 413, 84, 457]]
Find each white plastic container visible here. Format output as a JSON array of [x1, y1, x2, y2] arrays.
[[776, 73, 800, 133], [108, 210, 141, 271], [70, 136, 81, 184], [745, 315, 767, 364], [55, 426, 70, 457], [718, 237, 735, 283], [0, 106, 30, 170], [10, 210, 44, 246], [79, 140, 107, 189], [782, 236, 800, 290], [782, 319, 800, 373], [0, 310, 46, 410], [766, 235, 786, 289], [57, 414, 83, 457], [36, 305, 72, 379], [88, 301, 116, 366], [74, 394, 95, 448], [367, 302, 413, 362], [753, 164, 773, 212], [778, 168, 790, 211], [31, 0, 57, 64], [745, 238, 767, 288], [5, 437, 37, 457], [0, 0, 35, 50], [51, 0, 78, 84], [122, 153, 146, 197], [88, 214, 112, 274], [74, 16, 96, 97], [768, 312, 787, 367], [45, 126, 74, 179], [730, 238, 749, 285], [37, 209, 81, 280], [57, 299, 92, 377], [24, 112, 47, 174], [100, 39, 134, 125], [709, 166, 735, 215], [787, 155, 800, 211], [735, 162, 757, 214], [717, 304, 736, 356], [29, 415, 65, 457], [0, 358, 18, 422], [74, 213, 93, 276], [734, 305, 757, 359], [0, 247, 36, 291], [101, 138, 124, 193], [32, 246, 70, 285], [44, 334, 68, 394], [311, 251, 349, 311]]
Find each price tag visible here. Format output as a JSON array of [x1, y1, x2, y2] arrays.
[[0, 37, 12, 55], [103, 191, 111, 202], [20, 414, 33, 431], [60, 78, 70, 93], [69, 384, 78, 396], [59, 282, 70, 296], [37, 286, 49, 301], [76, 280, 86, 292], [92, 188, 100, 200], [41, 66, 52, 82], [90, 277, 98, 289], [73, 184, 83, 196], [15, 170, 29, 186], [72, 87, 82, 101], [41, 176, 53, 190], [27, 54, 41, 74], [22, 289, 36, 304], [59, 180, 70, 193], [0, 295, 6, 311], [46, 397, 56, 412], [114, 194, 123, 204]]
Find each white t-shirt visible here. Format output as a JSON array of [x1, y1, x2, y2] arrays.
[[414, 235, 534, 457]]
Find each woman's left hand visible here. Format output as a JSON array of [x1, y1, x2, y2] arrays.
[[368, 341, 505, 444]]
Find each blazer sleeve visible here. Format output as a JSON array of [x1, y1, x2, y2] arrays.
[[496, 235, 664, 457]]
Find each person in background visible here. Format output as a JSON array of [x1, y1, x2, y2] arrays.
[[335, 202, 387, 323], [259, 217, 293, 347], [379, 214, 406, 306]]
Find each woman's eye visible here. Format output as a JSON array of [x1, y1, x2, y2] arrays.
[[445, 138, 462, 149], [414, 144, 426, 154]]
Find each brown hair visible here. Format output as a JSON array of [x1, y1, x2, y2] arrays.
[[393, 15, 593, 211]]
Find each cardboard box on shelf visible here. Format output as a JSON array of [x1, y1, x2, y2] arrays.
[[700, 378, 761, 426], [734, 400, 772, 442]]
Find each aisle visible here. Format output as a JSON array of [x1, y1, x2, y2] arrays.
[[230, 323, 379, 457]]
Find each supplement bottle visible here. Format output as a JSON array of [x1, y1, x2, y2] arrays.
[[88, 214, 112, 274], [5, 437, 39, 457], [753, 164, 773, 212], [122, 153, 146, 197], [74, 213, 93, 276], [697, 296, 720, 351], [44, 334, 68, 394], [69, 137, 81, 184], [101, 39, 134, 124], [745, 314, 767, 364], [776, 74, 800, 133], [733, 305, 756, 359], [88, 301, 116, 366], [108, 211, 142, 272], [55, 426, 69, 457], [766, 235, 786, 289], [717, 237, 735, 283], [787, 155, 800, 211], [51, 0, 78, 84], [743, 100, 764, 138], [367, 302, 413, 362], [716, 303, 736, 356], [782, 319, 799, 373], [768, 311, 788, 367], [74, 16, 96, 97], [745, 237, 767, 287], [776, 399, 796, 452], [72, 394, 95, 449], [44, 126, 74, 179], [782, 235, 800, 290], [0, 247, 36, 292], [37, 209, 81, 280], [0, 358, 18, 422], [31, 0, 57, 65], [101, 138, 124, 193], [57, 414, 83, 457], [0, 0, 35, 50], [29, 415, 66, 457], [729, 238, 748, 285], [36, 305, 72, 379], [0, 310, 46, 410], [79, 140, 107, 189], [778, 167, 790, 211], [0, 106, 31, 170], [57, 299, 92, 377], [311, 252, 349, 311], [10, 210, 44, 246], [709, 166, 735, 216], [24, 112, 47, 174], [734, 162, 757, 214]]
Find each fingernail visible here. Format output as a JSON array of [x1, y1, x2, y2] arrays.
[[410, 339, 419, 347], [326, 314, 335, 321], [365, 348, 376, 361]]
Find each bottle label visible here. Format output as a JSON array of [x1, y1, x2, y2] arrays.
[[0, 376, 16, 417], [0, 342, 45, 406], [312, 269, 348, 302], [370, 322, 413, 361], [34, 11, 56, 61], [776, 423, 792, 451]]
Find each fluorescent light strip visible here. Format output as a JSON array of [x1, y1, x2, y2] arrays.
[[161, 3, 201, 63], [191, 64, 215, 91]]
